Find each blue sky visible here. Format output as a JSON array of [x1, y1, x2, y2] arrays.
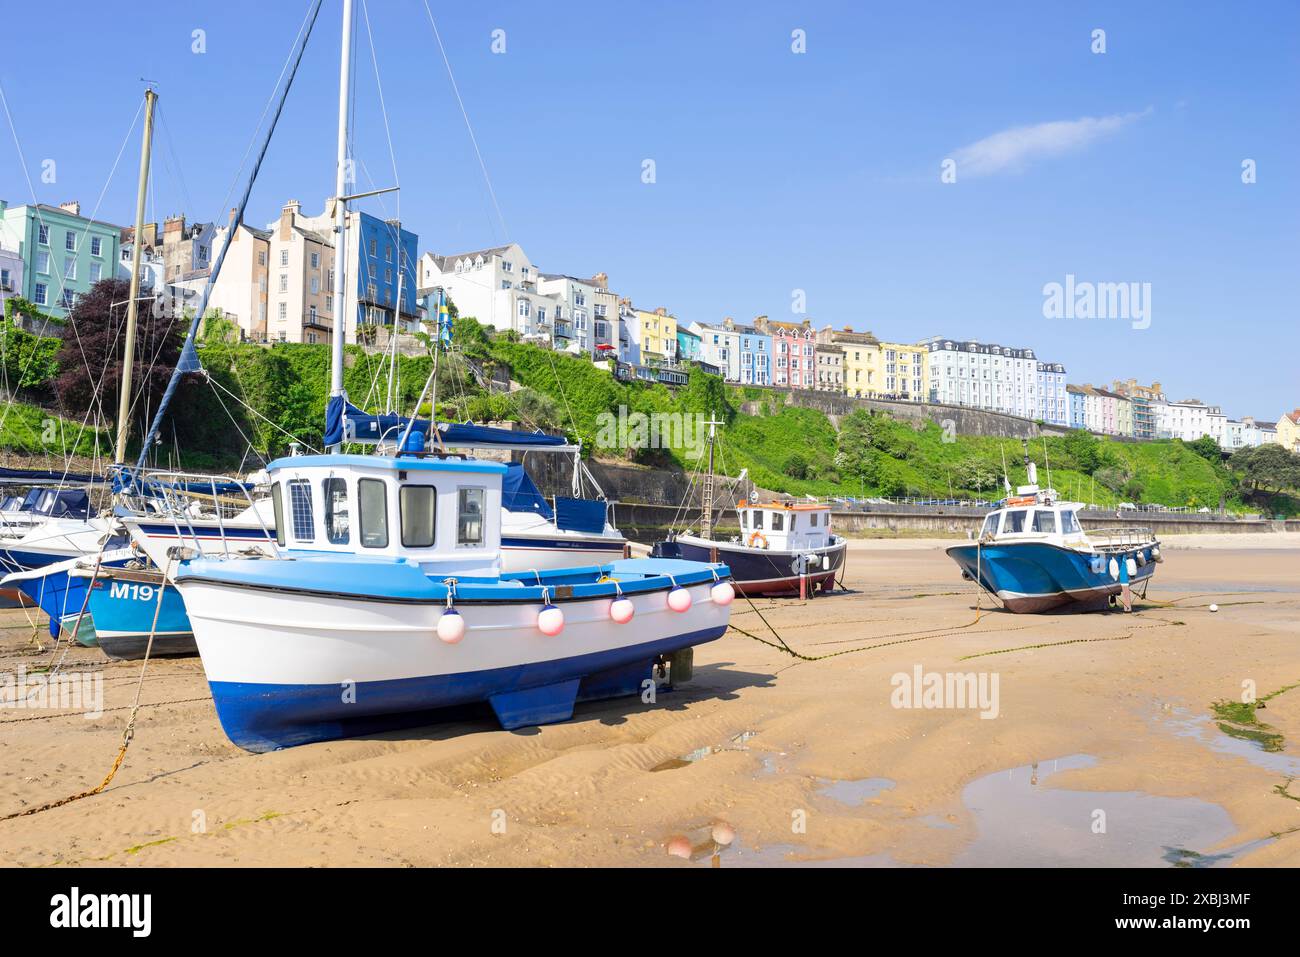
[[1, 1, 1295, 419]]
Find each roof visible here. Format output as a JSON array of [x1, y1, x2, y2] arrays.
[[425, 245, 514, 272]]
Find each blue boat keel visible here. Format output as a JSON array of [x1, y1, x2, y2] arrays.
[[489, 679, 581, 729]]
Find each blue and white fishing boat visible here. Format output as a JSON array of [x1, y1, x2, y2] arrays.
[[945, 457, 1160, 614], [171, 446, 734, 751], [3, 547, 134, 644]]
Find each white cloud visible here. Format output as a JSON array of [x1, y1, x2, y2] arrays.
[[949, 109, 1151, 178]]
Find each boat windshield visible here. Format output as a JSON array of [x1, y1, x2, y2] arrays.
[[980, 513, 998, 537], [1060, 509, 1082, 534], [1002, 509, 1028, 534], [1032, 510, 1056, 533]]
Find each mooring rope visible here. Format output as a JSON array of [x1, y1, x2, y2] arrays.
[[0, 559, 170, 822]]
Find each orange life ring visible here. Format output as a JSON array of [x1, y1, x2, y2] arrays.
[[747, 531, 768, 549]]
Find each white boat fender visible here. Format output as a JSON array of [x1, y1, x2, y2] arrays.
[[1125, 557, 1138, 578], [538, 588, 565, 636], [1136, 550, 1147, 567], [667, 576, 692, 612], [709, 570, 735, 607], [609, 580, 635, 624], [1108, 558, 1120, 581], [1152, 545, 1163, 563], [437, 583, 466, 644]]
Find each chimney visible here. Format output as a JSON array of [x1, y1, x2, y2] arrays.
[[655, 306, 667, 316], [590, 271, 608, 289], [163, 215, 186, 242], [279, 201, 300, 241], [59, 200, 80, 216]]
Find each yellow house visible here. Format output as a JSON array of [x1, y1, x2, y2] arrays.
[[1278, 409, 1300, 453], [829, 327, 881, 398], [636, 306, 677, 361], [878, 341, 928, 401]]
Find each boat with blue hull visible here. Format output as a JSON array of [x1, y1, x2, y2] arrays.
[[172, 452, 735, 751], [2, 548, 134, 643], [78, 566, 196, 660], [945, 456, 1160, 614]]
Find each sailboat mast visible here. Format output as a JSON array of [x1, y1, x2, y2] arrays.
[[327, 0, 355, 451], [115, 87, 157, 464], [701, 415, 719, 540]]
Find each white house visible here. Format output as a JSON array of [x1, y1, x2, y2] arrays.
[[419, 243, 563, 342], [538, 273, 601, 355], [922, 337, 1040, 418]]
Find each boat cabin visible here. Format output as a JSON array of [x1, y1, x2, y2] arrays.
[[265, 453, 506, 577], [979, 502, 1087, 547], [736, 500, 833, 551]]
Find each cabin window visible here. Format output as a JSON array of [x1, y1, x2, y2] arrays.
[[980, 513, 998, 537], [271, 483, 286, 547], [1032, 510, 1057, 534], [400, 485, 436, 548], [288, 480, 314, 542], [771, 512, 784, 531], [458, 487, 485, 546], [752, 510, 764, 530], [1002, 509, 1027, 534], [358, 479, 388, 548], [789, 514, 797, 530], [1061, 510, 1082, 534], [323, 478, 350, 544], [740, 511, 748, 529], [809, 512, 818, 527]]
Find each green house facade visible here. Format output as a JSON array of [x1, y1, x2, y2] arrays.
[[0, 200, 122, 319]]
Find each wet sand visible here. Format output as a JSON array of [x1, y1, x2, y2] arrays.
[[2, 537, 1298, 867]]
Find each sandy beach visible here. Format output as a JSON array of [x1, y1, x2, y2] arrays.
[[2, 535, 1297, 868]]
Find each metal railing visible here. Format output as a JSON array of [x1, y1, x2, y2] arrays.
[[1085, 526, 1159, 549], [116, 468, 278, 561]]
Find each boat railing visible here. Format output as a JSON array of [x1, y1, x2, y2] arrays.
[[118, 468, 278, 562], [1086, 526, 1158, 550]]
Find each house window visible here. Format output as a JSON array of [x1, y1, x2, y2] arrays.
[[258, 251, 267, 266], [64, 255, 77, 278], [65, 231, 76, 252], [309, 305, 317, 323], [280, 249, 289, 267], [278, 303, 287, 320], [322, 478, 350, 544], [399, 485, 436, 548], [60, 288, 75, 309], [36, 251, 50, 274], [457, 488, 485, 546], [279, 274, 288, 293], [89, 262, 102, 282], [34, 282, 48, 305], [90, 237, 102, 256], [310, 252, 319, 269], [310, 276, 319, 294], [369, 239, 377, 256], [37, 224, 49, 246]]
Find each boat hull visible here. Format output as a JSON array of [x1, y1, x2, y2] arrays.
[[2, 551, 134, 642], [946, 541, 1158, 614], [174, 557, 731, 751], [654, 535, 845, 596], [86, 572, 196, 660]]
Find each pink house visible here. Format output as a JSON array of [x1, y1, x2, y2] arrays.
[[755, 316, 815, 389]]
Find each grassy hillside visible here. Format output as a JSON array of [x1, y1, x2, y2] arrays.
[[2, 319, 1284, 514], [0, 401, 110, 458]]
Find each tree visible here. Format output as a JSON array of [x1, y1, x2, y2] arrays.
[[1061, 429, 1105, 474], [783, 453, 809, 479], [53, 278, 189, 442], [1229, 444, 1300, 509], [1187, 435, 1222, 463]]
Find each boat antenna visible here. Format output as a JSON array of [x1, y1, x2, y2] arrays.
[[135, 0, 326, 471], [1042, 436, 1052, 493], [1000, 444, 1011, 497]]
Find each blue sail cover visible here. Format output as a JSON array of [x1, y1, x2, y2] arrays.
[[324, 396, 568, 450], [503, 464, 553, 519], [554, 496, 607, 535], [0, 466, 104, 485]]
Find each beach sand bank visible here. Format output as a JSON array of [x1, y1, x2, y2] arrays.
[[2, 543, 1297, 867]]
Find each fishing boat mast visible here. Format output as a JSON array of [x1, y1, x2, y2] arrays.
[[327, 0, 356, 452], [115, 86, 157, 464], [700, 414, 723, 540]]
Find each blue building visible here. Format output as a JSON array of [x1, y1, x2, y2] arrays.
[[1067, 385, 1087, 429], [354, 211, 418, 332], [733, 321, 771, 386]]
